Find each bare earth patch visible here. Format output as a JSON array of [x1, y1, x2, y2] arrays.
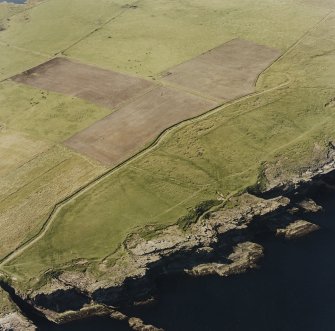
[[161, 38, 281, 100], [64, 86, 217, 165], [9, 39, 280, 167], [11, 57, 155, 109]]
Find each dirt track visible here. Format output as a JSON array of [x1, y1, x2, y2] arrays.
[[161, 38, 281, 100]]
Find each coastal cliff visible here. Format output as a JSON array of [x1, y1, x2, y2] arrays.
[[0, 287, 36, 331], [1, 145, 335, 330]]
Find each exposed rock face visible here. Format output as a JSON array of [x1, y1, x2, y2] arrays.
[[125, 194, 289, 261], [0, 287, 36, 331], [276, 220, 320, 239], [26, 193, 290, 318], [298, 199, 322, 213], [32, 279, 90, 313], [265, 141, 335, 192], [110, 310, 128, 321], [128, 317, 164, 331], [46, 304, 112, 324], [186, 242, 264, 277], [5, 164, 335, 325], [0, 313, 36, 331]]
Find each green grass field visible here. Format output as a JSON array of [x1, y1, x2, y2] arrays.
[[0, 0, 334, 289], [66, 0, 328, 77], [0, 81, 113, 142], [0, 143, 105, 260]]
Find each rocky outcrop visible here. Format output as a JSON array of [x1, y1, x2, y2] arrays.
[[4, 166, 335, 326], [298, 199, 322, 213], [0, 313, 36, 331], [186, 242, 263, 277], [276, 220, 320, 239], [26, 193, 290, 318], [0, 287, 36, 331], [110, 310, 128, 321], [264, 140, 335, 193], [128, 317, 164, 331], [31, 279, 90, 313], [45, 304, 112, 324]]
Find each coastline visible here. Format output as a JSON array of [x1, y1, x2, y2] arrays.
[[1, 149, 335, 330], [0, 0, 334, 329]]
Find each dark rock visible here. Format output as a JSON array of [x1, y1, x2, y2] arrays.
[[276, 220, 320, 239]]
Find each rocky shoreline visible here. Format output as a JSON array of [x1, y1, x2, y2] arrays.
[[0, 286, 36, 331], [1, 150, 335, 330]]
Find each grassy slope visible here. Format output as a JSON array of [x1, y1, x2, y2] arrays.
[[3, 6, 335, 282], [66, 0, 327, 76], [0, 0, 125, 54], [0, 1, 48, 79], [0, 144, 105, 259], [0, 81, 113, 142], [0, 0, 126, 80]]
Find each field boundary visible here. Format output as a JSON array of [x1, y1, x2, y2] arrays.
[[58, 0, 141, 56]]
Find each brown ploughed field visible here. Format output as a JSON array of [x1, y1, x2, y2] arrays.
[[11, 57, 155, 109], [161, 38, 281, 101], [64, 86, 217, 166], [10, 39, 280, 167]]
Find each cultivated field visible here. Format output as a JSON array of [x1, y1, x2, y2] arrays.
[[161, 38, 281, 100], [65, 86, 217, 165], [11, 38, 280, 166], [0, 0, 334, 293], [12, 58, 155, 109]]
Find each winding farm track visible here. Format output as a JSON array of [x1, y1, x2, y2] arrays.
[[0, 10, 333, 270]]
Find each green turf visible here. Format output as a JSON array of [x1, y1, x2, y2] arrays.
[[0, 0, 126, 55], [0, 144, 105, 260], [65, 0, 328, 76], [0, 44, 47, 80], [0, 0, 126, 80], [0, 81, 113, 142]]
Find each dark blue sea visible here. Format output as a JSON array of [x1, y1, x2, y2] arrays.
[[0, 0, 26, 4]]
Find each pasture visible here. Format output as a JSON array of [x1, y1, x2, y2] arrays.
[[0, 81, 113, 142]]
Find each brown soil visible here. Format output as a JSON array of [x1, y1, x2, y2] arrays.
[[64, 86, 217, 165], [10, 39, 280, 166], [11, 57, 155, 109], [161, 38, 281, 100]]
